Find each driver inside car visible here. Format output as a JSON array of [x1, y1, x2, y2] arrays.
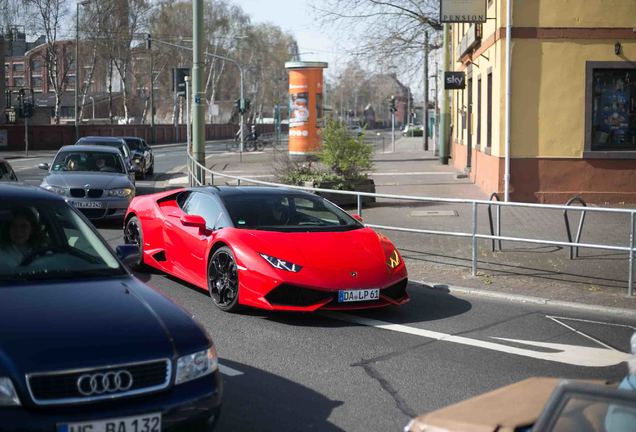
[[0, 207, 44, 267]]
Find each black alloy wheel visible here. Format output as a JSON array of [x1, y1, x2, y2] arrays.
[[208, 246, 240, 312], [124, 216, 144, 269]]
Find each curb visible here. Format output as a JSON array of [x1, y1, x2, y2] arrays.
[[414, 279, 636, 319]]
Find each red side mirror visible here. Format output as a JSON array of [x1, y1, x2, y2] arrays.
[[352, 214, 364, 223], [180, 214, 207, 233]]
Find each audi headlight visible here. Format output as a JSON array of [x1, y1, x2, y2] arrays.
[[107, 188, 134, 198], [42, 184, 65, 195], [175, 347, 218, 385], [259, 253, 302, 272], [387, 249, 401, 269], [0, 377, 21, 406], [133, 157, 142, 164]]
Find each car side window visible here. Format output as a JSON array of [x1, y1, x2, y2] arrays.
[[183, 193, 227, 230], [0, 163, 7, 179]]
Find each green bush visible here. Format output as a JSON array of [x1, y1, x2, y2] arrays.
[[276, 120, 374, 190], [319, 120, 373, 182]]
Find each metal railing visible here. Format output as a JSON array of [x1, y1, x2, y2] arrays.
[[186, 152, 636, 296]]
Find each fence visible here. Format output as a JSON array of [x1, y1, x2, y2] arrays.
[[185, 152, 636, 296]]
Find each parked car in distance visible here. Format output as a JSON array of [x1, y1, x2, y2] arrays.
[[0, 159, 18, 182], [75, 136, 139, 182], [347, 123, 364, 137], [122, 136, 154, 179], [39, 145, 136, 220], [0, 183, 222, 431], [402, 124, 424, 137], [405, 377, 636, 432], [124, 186, 408, 313]]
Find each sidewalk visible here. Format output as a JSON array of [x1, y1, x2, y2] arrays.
[[189, 134, 636, 312]]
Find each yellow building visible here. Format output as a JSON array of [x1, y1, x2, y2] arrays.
[[450, 0, 636, 203]]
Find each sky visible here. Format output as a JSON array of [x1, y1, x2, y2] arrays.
[[237, 0, 352, 80]]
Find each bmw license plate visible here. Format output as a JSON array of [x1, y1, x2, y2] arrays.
[[58, 412, 161, 432], [70, 201, 103, 209], [338, 288, 380, 303]]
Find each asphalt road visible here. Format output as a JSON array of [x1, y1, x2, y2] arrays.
[[8, 143, 636, 432]]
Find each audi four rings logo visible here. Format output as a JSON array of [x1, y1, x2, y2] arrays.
[[76, 370, 134, 396]]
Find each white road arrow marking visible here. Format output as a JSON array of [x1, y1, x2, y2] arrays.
[[323, 312, 631, 368]]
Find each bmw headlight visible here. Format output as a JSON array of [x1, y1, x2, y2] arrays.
[[175, 347, 218, 385], [107, 188, 134, 198], [259, 253, 302, 272], [387, 249, 401, 269], [0, 377, 21, 406], [42, 184, 65, 195]]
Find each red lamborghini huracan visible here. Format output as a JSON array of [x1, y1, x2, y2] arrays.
[[124, 186, 408, 312]]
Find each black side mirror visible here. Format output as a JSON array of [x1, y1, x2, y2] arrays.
[[116, 244, 140, 269]]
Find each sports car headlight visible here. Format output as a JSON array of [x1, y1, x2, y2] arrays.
[[175, 347, 218, 385], [0, 377, 21, 406], [133, 156, 142, 164], [42, 184, 66, 195], [107, 188, 134, 198], [387, 249, 401, 269], [259, 253, 302, 272]]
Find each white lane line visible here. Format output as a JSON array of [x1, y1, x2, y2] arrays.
[[545, 316, 617, 351], [372, 172, 456, 176], [322, 312, 630, 367], [546, 315, 636, 330], [219, 363, 244, 376]]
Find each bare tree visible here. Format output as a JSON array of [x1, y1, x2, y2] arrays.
[[25, 0, 71, 124], [312, 0, 442, 79]]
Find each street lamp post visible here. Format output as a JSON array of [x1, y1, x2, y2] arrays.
[[89, 96, 94, 119], [75, 0, 89, 142], [151, 38, 245, 161]]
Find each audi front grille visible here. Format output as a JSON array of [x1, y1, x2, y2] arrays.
[[25, 358, 171, 406]]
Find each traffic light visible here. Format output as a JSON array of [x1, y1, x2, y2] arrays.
[[145, 33, 152, 50], [236, 98, 251, 114], [389, 95, 396, 113]]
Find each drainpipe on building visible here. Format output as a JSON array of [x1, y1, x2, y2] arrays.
[[0, 36, 5, 125], [438, 24, 450, 165], [504, 0, 513, 201]]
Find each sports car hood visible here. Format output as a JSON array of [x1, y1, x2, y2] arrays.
[[43, 172, 133, 189], [237, 227, 400, 288], [0, 276, 208, 377]]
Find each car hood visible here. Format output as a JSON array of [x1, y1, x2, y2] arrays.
[[234, 227, 400, 288], [43, 172, 133, 189], [0, 276, 208, 377]]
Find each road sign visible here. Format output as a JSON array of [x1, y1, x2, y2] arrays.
[[440, 0, 487, 23]]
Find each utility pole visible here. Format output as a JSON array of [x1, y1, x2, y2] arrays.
[[147, 34, 155, 144], [192, 0, 205, 184], [439, 24, 450, 165], [432, 62, 439, 156], [423, 31, 429, 151]]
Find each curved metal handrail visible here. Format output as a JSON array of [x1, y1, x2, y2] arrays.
[[564, 196, 587, 259], [487, 192, 502, 251]]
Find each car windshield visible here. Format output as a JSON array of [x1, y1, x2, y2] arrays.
[[51, 151, 126, 174], [79, 140, 129, 158], [0, 200, 125, 282], [221, 192, 363, 232], [123, 138, 143, 151]]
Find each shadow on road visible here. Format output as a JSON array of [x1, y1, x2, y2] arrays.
[[218, 359, 344, 431]]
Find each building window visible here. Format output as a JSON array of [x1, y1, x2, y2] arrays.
[[31, 76, 43, 89], [477, 77, 482, 148], [586, 66, 635, 153], [12, 77, 24, 87], [12, 63, 24, 74], [31, 58, 43, 74], [487, 72, 492, 149]]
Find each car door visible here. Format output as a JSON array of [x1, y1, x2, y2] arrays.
[[167, 192, 226, 288]]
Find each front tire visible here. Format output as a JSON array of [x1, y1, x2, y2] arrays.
[[124, 216, 145, 269], [208, 246, 240, 312]]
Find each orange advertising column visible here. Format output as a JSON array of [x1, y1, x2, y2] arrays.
[[284, 61, 328, 156]]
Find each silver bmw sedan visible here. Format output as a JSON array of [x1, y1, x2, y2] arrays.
[[39, 145, 136, 220]]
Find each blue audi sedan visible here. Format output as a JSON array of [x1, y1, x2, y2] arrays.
[[0, 184, 222, 431]]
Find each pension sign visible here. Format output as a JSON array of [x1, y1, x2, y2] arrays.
[[440, 0, 487, 23]]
